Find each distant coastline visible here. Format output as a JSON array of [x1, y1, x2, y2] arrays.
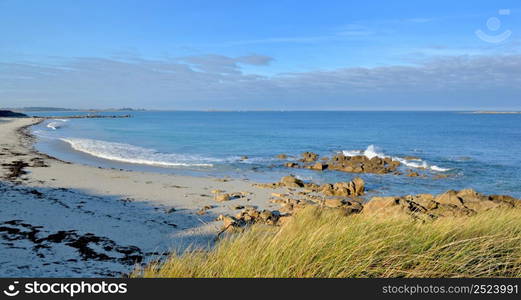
[[4, 107, 146, 112], [469, 111, 521, 114]]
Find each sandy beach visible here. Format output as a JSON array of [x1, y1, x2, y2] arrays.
[[0, 117, 286, 277]]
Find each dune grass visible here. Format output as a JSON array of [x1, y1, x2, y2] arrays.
[[135, 207, 521, 278]]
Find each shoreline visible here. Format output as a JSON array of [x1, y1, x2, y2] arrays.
[[2, 117, 520, 277], [0, 118, 287, 277]]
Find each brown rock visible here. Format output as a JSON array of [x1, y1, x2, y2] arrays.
[[303, 183, 320, 191], [324, 199, 344, 208], [407, 171, 420, 177], [311, 162, 327, 171], [364, 189, 520, 219], [434, 190, 462, 207], [215, 193, 231, 202], [222, 216, 236, 228], [363, 196, 430, 220], [350, 177, 365, 196], [341, 166, 354, 172], [433, 174, 450, 179], [276, 154, 288, 159], [280, 175, 304, 188], [404, 156, 420, 160], [300, 152, 319, 162], [320, 184, 334, 196], [271, 192, 288, 198]]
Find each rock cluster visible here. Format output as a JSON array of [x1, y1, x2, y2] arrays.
[[271, 195, 363, 216], [217, 207, 282, 233], [364, 189, 520, 220], [318, 177, 365, 197], [283, 152, 401, 174], [253, 175, 365, 198], [220, 177, 521, 231], [219, 176, 366, 231]]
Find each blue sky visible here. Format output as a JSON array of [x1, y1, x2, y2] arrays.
[[1, 0, 520, 110]]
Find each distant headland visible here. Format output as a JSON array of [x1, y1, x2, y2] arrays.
[[0, 110, 28, 118], [4, 107, 147, 112], [469, 111, 521, 114]]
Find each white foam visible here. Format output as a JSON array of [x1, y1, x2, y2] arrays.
[[342, 145, 385, 160], [430, 165, 450, 172], [60, 138, 215, 167], [342, 145, 450, 172], [46, 119, 68, 130]]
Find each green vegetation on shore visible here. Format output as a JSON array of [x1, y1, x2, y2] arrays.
[[135, 207, 521, 278], [0, 110, 28, 118]]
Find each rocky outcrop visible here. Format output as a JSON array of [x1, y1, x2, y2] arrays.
[[253, 175, 304, 189], [220, 176, 367, 230], [284, 152, 401, 174], [253, 176, 365, 198], [300, 152, 319, 162], [363, 189, 521, 220], [280, 175, 304, 188], [317, 177, 365, 197], [224, 180, 520, 233]]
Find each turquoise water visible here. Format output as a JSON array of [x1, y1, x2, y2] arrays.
[[31, 111, 521, 197]]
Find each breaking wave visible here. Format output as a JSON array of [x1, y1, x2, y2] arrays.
[[342, 145, 450, 172], [60, 138, 218, 167], [46, 119, 68, 130]]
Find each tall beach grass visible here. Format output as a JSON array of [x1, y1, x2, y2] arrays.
[[135, 207, 521, 278]]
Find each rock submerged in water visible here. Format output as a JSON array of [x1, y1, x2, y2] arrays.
[[300, 152, 319, 162], [406, 170, 420, 177], [311, 162, 327, 171], [363, 189, 521, 220]]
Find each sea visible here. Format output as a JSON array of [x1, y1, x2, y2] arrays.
[[30, 111, 521, 198]]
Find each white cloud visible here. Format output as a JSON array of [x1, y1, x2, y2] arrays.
[[1, 54, 520, 110]]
